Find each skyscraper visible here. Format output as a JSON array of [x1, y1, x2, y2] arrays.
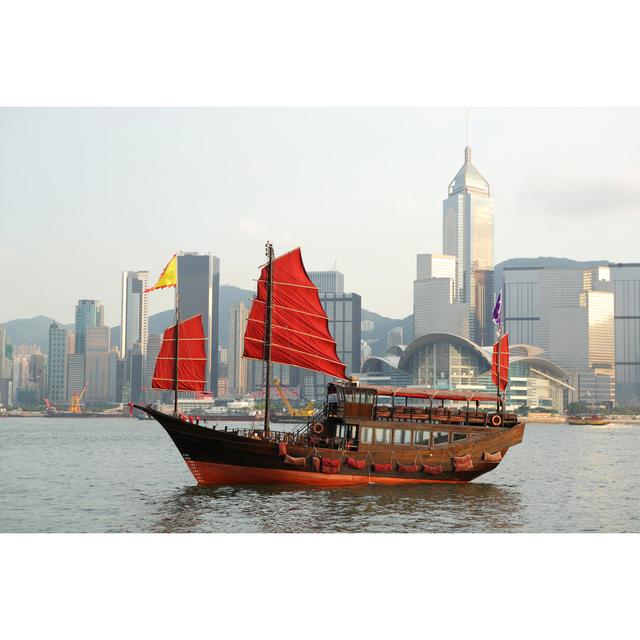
[[0, 327, 9, 378], [443, 146, 495, 343], [47, 321, 69, 404], [504, 265, 615, 406], [610, 263, 640, 406], [75, 300, 104, 354], [85, 326, 111, 403], [309, 291, 361, 399], [120, 271, 149, 362], [144, 333, 162, 403], [176, 252, 220, 394], [308, 271, 344, 294], [413, 253, 469, 339], [228, 301, 248, 396]]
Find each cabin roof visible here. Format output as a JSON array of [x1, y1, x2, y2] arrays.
[[353, 384, 501, 403]]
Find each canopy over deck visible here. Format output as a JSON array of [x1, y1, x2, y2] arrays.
[[342, 384, 501, 404]]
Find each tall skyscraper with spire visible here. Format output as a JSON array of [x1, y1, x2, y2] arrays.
[[443, 146, 495, 344]]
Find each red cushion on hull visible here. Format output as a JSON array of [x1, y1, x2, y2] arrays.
[[398, 463, 419, 473], [423, 464, 444, 475]]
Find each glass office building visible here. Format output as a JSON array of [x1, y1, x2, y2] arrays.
[[611, 264, 640, 406], [442, 147, 495, 344], [176, 253, 220, 395], [47, 321, 69, 405], [74, 299, 104, 355], [504, 266, 615, 406]]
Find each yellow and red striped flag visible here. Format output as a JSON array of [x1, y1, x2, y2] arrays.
[[146, 254, 177, 292]]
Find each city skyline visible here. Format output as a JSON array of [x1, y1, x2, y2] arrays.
[[2, 108, 640, 325]]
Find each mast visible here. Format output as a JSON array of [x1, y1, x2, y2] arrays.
[[173, 294, 180, 416], [262, 242, 274, 436]]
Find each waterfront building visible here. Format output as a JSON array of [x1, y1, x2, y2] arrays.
[[115, 357, 126, 403], [610, 263, 640, 406], [0, 378, 12, 408], [217, 377, 229, 397], [176, 252, 220, 395], [74, 299, 104, 354], [12, 356, 31, 405], [68, 331, 76, 356], [107, 349, 119, 403], [47, 321, 69, 405], [398, 333, 568, 413], [0, 327, 10, 378], [504, 266, 615, 406], [442, 147, 495, 343], [85, 327, 111, 403], [128, 343, 144, 404], [228, 302, 249, 396], [120, 270, 149, 377], [308, 270, 344, 294], [66, 354, 86, 404], [360, 345, 413, 387], [144, 333, 162, 402], [30, 353, 47, 401], [414, 277, 469, 340]]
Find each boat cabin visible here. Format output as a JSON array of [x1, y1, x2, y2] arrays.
[[308, 382, 518, 451]]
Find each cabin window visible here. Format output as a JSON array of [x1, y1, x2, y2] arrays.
[[414, 430, 430, 446], [433, 432, 449, 445], [361, 428, 372, 444], [452, 433, 468, 441], [393, 429, 412, 445], [374, 428, 391, 444]]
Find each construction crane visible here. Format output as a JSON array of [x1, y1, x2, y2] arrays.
[[70, 384, 88, 413], [272, 378, 315, 417]]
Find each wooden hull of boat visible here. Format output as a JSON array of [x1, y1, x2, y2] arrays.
[[135, 405, 525, 487]]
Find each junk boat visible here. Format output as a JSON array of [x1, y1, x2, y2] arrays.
[[135, 243, 525, 486]]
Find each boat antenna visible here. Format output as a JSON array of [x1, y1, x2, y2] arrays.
[[262, 241, 274, 437], [173, 292, 180, 416]]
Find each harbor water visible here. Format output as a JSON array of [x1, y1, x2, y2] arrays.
[[1, 417, 638, 533]]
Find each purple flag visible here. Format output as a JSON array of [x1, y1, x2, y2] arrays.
[[492, 291, 502, 327]]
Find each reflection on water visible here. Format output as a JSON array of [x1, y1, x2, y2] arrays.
[[151, 480, 525, 533], [1, 418, 639, 532]]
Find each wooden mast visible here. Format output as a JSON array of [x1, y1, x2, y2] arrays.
[[262, 241, 274, 436], [173, 293, 180, 416]]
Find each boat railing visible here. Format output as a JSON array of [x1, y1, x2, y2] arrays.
[[371, 405, 517, 428], [292, 403, 327, 438]]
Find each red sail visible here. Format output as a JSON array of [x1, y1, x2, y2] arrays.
[[491, 333, 510, 392], [243, 247, 347, 380], [152, 314, 208, 391]]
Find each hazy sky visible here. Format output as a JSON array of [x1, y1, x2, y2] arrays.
[[2, 108, 639, 326]]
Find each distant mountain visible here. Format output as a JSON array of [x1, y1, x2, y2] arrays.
[[0, 316, 73, 353], [2, 286, 412, 360], [361, 309, 413, 356], [494, 257, 610, 292]]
